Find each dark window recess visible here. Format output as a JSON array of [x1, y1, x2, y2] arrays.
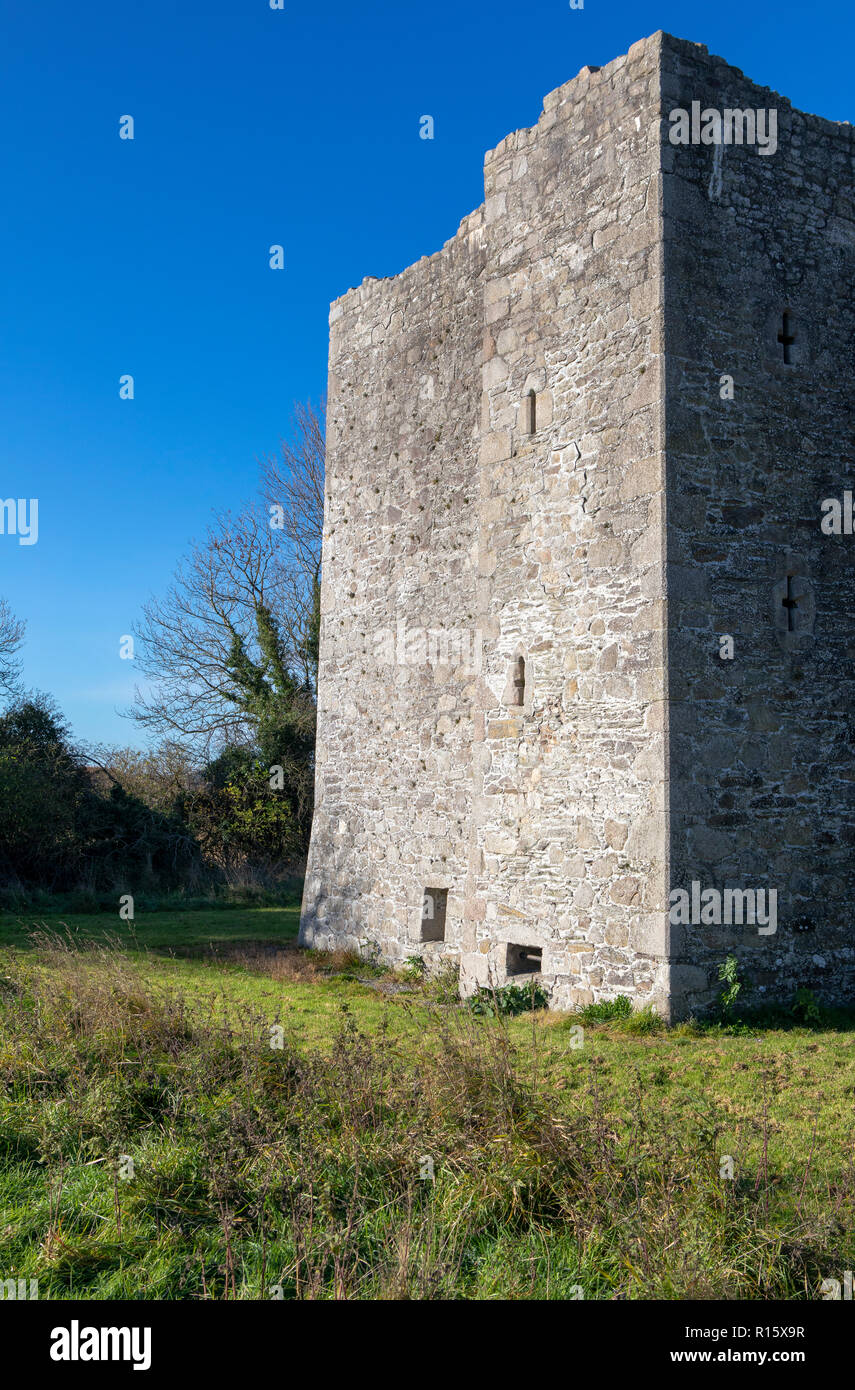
[[506, 943, 542, 976], [511, 655, 526, 706], [527, 389, 537, 434], [777, 311, 796, 365], [421, 888, 448, 942], [781, 573, 799, 631]]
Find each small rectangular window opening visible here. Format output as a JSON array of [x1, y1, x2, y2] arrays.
[[777, 311, 796, 365], [421, 888, 448, 942], [506, 943, 542, 977], [511, 655, 526, 706]]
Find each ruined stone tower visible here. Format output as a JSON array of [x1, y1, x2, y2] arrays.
[[300, 32, 854, 1019]]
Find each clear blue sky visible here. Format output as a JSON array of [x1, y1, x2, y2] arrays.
[[1, 0, 852, 749]]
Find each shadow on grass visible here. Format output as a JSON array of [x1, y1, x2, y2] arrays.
[[0, 906, 302, 955]]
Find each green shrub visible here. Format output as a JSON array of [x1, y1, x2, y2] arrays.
[[578, 994, 633, 1023], [467, 981, 548, 1017], [717, 955, 743, 1019], [791, 988, 823, 1027], [619, 1004, 663, 1035], [403, 954, 427, 980]]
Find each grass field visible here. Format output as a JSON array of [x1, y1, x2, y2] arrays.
[[1, 906, 853, 1300]]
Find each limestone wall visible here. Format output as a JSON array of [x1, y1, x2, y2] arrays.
[[458, 36, 670, 1013], [300, 209, 486, 963], [302, 35, 671, 1012], [661, 35, 855, 1014], [302, 32, 854, 1020]]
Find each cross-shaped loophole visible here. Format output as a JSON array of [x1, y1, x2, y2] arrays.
[[777, 312, 796, 365], [782, 574, 798, 631]]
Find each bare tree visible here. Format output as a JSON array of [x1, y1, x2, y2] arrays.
[[260, 398, 325, 683], [87, 740, 199, 812], [128, 506, 297, 750], [0, 599, 25, 700], [126, 401, 325, 756], [260, 398, 325, 595]]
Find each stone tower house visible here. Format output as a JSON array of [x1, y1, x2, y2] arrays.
[[299, 32, 854, 1019]]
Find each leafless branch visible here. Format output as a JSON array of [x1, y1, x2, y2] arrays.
[[0, 599, 25, 699]]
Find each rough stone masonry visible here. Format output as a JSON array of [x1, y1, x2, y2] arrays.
[[300, 32, 855, 1020]]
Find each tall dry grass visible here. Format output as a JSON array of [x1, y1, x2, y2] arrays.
[[0, 932, 852, 1299]]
